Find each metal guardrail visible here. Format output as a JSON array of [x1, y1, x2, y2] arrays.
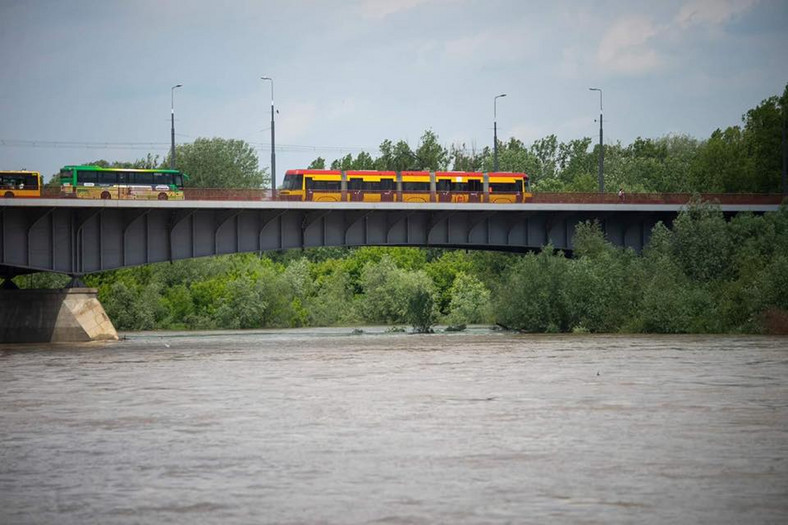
[[26, 187, 788, 205], [529, 193, 786, 205]]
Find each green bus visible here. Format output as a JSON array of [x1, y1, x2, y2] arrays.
[[60, 165, 188, 200]]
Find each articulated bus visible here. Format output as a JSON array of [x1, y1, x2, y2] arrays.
[[60, 165, 188, 200], [1, 171, 41, 198], [279, 170, 531, 203]]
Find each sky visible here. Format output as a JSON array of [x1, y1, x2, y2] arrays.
[[1, 0, 787, 185]]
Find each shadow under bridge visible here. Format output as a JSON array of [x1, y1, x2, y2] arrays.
[[1, 199, 777, 277]]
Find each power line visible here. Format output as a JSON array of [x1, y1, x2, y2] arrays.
[[0, 138, 381, 154], [0, 139, 170, 151], [1, 138, 492, 156]]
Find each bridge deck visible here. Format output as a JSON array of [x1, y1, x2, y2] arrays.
[[1, 198, 781, 213], [0, 197, 782, 277]]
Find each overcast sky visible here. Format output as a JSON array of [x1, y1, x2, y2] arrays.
[[1, 0, 786, 183]]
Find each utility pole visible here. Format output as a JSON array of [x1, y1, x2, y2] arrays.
[[589, 87, 604, 193], [261, 77, 276, 193], [170, 84, 182, 170], [782, 103, 786, 195], [493, 94, 507, 172]]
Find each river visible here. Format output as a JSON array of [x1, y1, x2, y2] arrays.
[[1, 328, 787, 524]]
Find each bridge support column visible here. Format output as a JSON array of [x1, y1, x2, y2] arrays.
[[0, 288, 118, 343]]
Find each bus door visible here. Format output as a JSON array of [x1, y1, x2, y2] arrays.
[[347, 178, 364, 201], [436, 179, 452, 202], [380, 178, 395, 202], [467, 178, 482, 203], [305, 177, 341, 201]]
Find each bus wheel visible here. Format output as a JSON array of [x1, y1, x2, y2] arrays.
[[157, 193, 168, 200], [3, 191, 14, 198], [101, 191, 111, 200]]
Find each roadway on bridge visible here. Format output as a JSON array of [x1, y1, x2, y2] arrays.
[[1, 198, 781, 214]]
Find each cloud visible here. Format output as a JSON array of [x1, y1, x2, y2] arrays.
[[360, 0, 459, 19], [597, 15, 662, 75], [507, 123, 547, 145], [595, 0, 760, 76], [675, 0, 759, 28], [444, 29, 534, 62], [278, 102, 318, 142]]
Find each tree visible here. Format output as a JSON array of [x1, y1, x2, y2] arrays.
[[671, 199, 733, 282], [530, 134, 559, 185], [446, 272, 492, 326], [414, 130, 449, 170], [450, 143, 485, 171], [741, 84, 788, 192], [375, 139, 418, 171], [358, 255, 438, 332], [494, 246, 572, 332], [689, 127, 750, 192], [484, 138, 540, 178], [308, 157, 326, 169], [81, 154, 162, 170], [330, 151, 376, 170], [174, 137, 267, 188]]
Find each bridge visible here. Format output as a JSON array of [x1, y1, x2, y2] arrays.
[[0, 195, 781, 343], [0, 196, 782, 278]]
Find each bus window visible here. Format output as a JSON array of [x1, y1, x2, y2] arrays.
[[130, 172, 154, 185], [348, 178, 363, 190], [153, 172, 172, 186], [174, 173, 183, 187], [379, 179, 395, 191], [98, 171, 118, 185], [306, 179, 341, 191], [489, 182, 518, 192], [282, 173, 303, 190], [78, 170, 98, 184], [403, 182, 429, 191], [24, 174, 39, 189], [436, 180, 451, 191]]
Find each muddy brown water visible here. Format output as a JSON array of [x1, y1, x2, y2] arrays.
[[2, 328, 786, 524]]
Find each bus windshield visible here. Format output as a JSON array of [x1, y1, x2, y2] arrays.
[[281, 173, 303, 190]]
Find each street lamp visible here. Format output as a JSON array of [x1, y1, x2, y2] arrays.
[[589, 87, 604, 193], [782, 104, 787, 195], [261, 76, 276, 193], [494, 93, 507, 172], [170, 84, 182, 170]]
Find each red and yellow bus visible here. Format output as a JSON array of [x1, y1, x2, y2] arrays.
[[279, 169, 530, 203], [60, 165, 187, 200], [1, 171, 42, 198]]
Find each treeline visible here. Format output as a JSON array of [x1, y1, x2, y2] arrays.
[[24, 84, 787, 334], [312, 83, 788, 194], [55, 84, 787, 195], [23, 202, 788, 334], [46, 138, 269, 189]]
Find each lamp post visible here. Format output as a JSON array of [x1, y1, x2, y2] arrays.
[[170, 84, 182, 170], [261, 76, 276, 193], [493, 93, 507, 172], [589, 87, 604, 193], [782, 103, 786, 195]]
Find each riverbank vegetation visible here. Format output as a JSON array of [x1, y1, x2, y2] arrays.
[[20, 201, 788, 334], [22, 85, 788, 334]]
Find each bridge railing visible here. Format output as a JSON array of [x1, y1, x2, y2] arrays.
[[27, 187, 787, 205], [529, 193, 786, 205]]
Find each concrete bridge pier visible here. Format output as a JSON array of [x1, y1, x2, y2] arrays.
[[0, 285, 118, 343]]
